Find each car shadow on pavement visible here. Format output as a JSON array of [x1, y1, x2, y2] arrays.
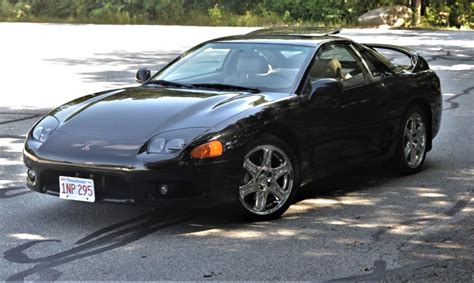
[[3, 160, 472, 281]]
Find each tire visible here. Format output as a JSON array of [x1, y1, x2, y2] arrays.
[[393, 105, 428, 174], [237, 134, 300, 221]]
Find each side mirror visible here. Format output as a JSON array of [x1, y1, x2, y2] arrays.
[[309, 78, 343, 101], [136, 68, 151, 83]]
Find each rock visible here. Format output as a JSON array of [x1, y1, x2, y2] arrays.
[[358, 5, 413, 27]]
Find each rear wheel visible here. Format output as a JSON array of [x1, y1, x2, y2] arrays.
[[237, 135, 299, 220], [393, 106, 428, 174]]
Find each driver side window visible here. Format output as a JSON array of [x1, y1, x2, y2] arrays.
[[305, 44, 366, 93]]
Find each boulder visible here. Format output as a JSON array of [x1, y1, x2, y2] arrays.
[[358, 5, 413, 27]]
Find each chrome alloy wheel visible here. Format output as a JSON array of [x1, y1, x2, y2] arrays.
[[239, 145, 294, 215], [403, 113, 427, 168]]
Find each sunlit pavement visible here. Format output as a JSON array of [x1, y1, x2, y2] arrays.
[[0, 23, 473, 281]]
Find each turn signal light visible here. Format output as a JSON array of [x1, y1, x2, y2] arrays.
[[191, 140, 223, 159]]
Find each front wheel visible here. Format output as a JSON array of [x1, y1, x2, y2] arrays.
[[393, 106, 428, 174], [237, 135, 299, 220]]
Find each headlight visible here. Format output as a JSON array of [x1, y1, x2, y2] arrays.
[[146, 128, 209, 154], [31, 116, 59, 143], [148, 138, 186, 154], [148, 138, 165, 153], [165, 138, 186, 152]]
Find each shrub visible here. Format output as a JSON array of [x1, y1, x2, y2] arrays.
[[0, 0, 471, 27], [208, 4, 223, 26]]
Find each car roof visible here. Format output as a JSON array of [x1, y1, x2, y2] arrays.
[[210, 28, 350, 47]]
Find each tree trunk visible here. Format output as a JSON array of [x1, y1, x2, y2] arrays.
[[421, 0, 427, 16], [411, 0, 421, 26]]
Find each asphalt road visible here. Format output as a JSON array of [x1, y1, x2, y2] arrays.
[[0, 23, 473, 281]]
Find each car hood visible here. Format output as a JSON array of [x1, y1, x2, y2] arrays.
[[50, 86, 285, 140]]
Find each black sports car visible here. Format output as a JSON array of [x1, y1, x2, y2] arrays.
[[24, 29, 442, 220]]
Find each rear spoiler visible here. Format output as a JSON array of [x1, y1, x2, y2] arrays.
[[364, 43, 430, 72]]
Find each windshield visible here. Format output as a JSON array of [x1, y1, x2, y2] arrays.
[[151, 42, 314, 93]]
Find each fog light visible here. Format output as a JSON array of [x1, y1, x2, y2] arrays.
[[27, 169, 36, 182], [159, 184, 168, 195]]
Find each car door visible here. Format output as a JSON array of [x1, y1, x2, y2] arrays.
[[354, 43, 400, 153], [311, 43, 387, 161], [298, 73, 345, 169]]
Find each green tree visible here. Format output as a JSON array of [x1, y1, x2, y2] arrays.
[[0, 0, 471, 27]]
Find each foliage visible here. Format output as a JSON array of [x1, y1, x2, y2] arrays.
[[208, 4, 222, 25], [0, 0, 472, 27], [422, 0, 470, 26]]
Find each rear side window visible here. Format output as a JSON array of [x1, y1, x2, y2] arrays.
[[356, 45, 393, 76], [373, 47, 412, 70]]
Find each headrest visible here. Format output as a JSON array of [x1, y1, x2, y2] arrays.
[[236, 50, 269, 74], [311, 59, 342, 79]]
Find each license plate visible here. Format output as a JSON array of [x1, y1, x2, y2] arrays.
[[59, 176, 95, 203]]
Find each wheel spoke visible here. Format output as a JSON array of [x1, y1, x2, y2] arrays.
[[414, 120, 420, 135], [417, 126, 426, 137], [273, 162, 290, 179], [239, 181, 260, 198], [243, 159, 260, 177], [262, 148, 273, 168], [415, 141, 425, 154], [408, 120, 415, 135], [404, 142, 412, 158], [254, 191, 267, 211], [409, 147, 417, 164], [404, 131, 411, 140], [269, 181, 286, 201]]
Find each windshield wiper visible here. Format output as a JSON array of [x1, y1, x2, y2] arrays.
[[191, 83, 261, 93], [147, 79, 194, 89]]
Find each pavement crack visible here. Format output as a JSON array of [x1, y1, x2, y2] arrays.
[[0, 113, 42, 125], [426, 49, 474, 63], [426, 51, 449, 63], [203, 271, 222, 278], [444, 188, 473, 216], [3, 211, 192, 281], [444, 86, 474, 111]]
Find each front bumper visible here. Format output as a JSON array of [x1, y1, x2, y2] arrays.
[[23, 150, 242, 207]]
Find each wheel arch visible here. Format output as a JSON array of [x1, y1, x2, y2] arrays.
[[257, 123, 301, 162]]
